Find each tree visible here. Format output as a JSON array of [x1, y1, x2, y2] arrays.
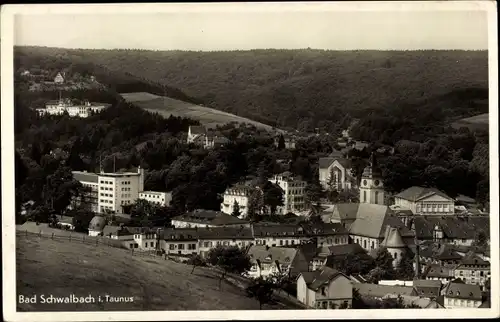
[[326, 167, 337, 191], [187, 254, 206, 274], [373, 247, 395, 280], [396, 250, 415, 280], [246, 277, 276, 310], [262, 183, 284, 216], [277, 135, 286, 150], [206, 246, 252, 289], [366, 267, 386, 284], [247, 188, 264, 221], [334, 252, 376, 276], [305, 178, 325, 208], [231, 200, 242, 217], [472, 229, 488, 248]]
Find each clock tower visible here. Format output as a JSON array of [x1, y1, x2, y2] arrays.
[[359, 152, 385, 205]]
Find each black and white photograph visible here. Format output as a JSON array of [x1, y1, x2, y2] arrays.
[[1, 1, 498, 321]]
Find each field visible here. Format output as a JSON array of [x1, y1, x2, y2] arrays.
[[120, 92, 277, 131], [16, 234, 300, 311], [452, 113, 489, 131]]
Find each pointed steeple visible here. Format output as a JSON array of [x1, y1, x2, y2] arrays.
[[362, 152, 382, 178]]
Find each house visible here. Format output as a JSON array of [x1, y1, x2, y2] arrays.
[[442, 282, 482, 308], [270, 172, 307, 214], [318, 155, 355, 191], [296, 267, 353, 309], [54, 72, 65, 84], [171, 209, 250, 228], [138, 191, 172, 207], [274, 134, 297, 149], [246, 245, 309, 279], [379, 226, 411, 268], [422, 264, 456, 284], [220, 183, 254, 218], [197, 226, 254, 258], [252, 223, 309, 247], [305, 222, 349, 247], [354, 283, 417, 300], [381, 294, 444, 308], [88, 215, 107, 236], [412, 279, 443, 299], [56, 216, 75, 230], [453, 252, 490, 290], [187, 125, 207, 144], [161, 228, 200, 258], [394, 186, 455, 215], [419, 243, 463, 267], [102, 225, 134, 241], [204, 133, 230, 149], [317, 244, 367, 272]]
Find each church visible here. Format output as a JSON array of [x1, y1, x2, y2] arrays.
[[324, 153, 415, 267]]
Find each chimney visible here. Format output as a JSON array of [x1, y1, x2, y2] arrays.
[[266, 245, 270, 251]]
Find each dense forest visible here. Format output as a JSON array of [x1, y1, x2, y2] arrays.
[[14, 46, 490, 228], [15, 47, 488, 143]]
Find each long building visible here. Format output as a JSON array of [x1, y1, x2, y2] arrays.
[[36, 99, 111, 118]]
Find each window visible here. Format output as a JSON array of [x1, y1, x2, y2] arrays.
[[134, 244, 138, 249], [188, 244, 196, 250], [280, 240, 283, 246], [363, 240, 367, 249], [129, 243, 134, 249], [363, 191, 366, 202], [178, 244, 185, 250], [394, 252, 398, 259], [169, 244, 175, 250], [150, 242, 154, 247]]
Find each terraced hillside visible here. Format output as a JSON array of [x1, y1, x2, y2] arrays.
[[120, 92, 278, 131], [16, 234, 300, 311]]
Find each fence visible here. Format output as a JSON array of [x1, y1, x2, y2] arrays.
[[18, 229, 127, 249]]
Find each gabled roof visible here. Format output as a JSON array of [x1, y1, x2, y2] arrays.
[[189, 125, 207, 135], [355, 283, 417, 298], [422, 264, 455, 278], [299, 267, 348, 291], [380, 226, 407, 248], [420, 244, 462, 261], [327, 243, 366, 257], [247, 245, 298, 265], [333, 203, 361, 221], [319, 157, 352, 170], [252, 223, 307, 237], [412, 215, 489, 240], [413, 280, 442, 298], [197, 226, 254, 240], [395, 186, 452, 202], [348, 205, 413, 239], [382, 294, 443, 308], [443, 282, 482, 301], [457, 252, 490, 266]]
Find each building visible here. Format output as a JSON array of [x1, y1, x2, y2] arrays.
[[197, 226, 254, 258], [275, 134, 298, 150], [247, 245, 310, 279], [161, 228, 199, 258], [354, 283, 417, 300], [36, 99, 111, 118], [394, 186, 455, 215], [453, 252, 490, 290], [442, 282, 482, 308], [187, 126, 207, 144], [318, 154, 355, 191], [379, 226, 409, 268], [296, 267, 353, 309], [419, 244, 463, 267], [54, 72, 65, 84], [88, 215, 107, 237], [71, 171, 99, 212], [139, 191, 172, 207], [306, 222, 350, 247], [412, 279, 443, 299], [270, 172, 307, 214], [171, 209, 250, 228], [252, 223, 310, 247], [381, 294, 444, 309], [204, 134, 230, 149], [220, 183, 254, 218], [422, 264, 456, 284], [359, 153, 385, 205]]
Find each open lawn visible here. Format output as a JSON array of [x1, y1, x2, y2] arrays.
[[16, 234, 299, 311], [452, 113, 489, 131], [120, 92, 278, 131]]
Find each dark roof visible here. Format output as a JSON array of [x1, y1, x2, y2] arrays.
[[299, 267, 348, 291], [189, 125, 207, 135], [302, 222, 349, 236], [72, 171, 99, 183], [413, 280, 442, 298], [163, 228, 199, 241], [197, 226, 254, 240], [355, 283, 417, 298], [172, 210, 249, 226], [252, 223, 307, 237], [422, 264, 455, 278], [328, 243, 367, 257], [380, 226, 407, 248], [457, 252, 490, 266], [395, 186, 452, 202], [247, 245, 298, 265], [413, 215, 489, 240], [443, 282, 482, 301], [420, 244, 463, 261]]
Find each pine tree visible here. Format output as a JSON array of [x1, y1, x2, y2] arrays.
[[277, 134, 286, 150], [396, 250, 415, 280], [231, 200, 242, 217]]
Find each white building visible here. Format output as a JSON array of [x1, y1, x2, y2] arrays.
[[220, 184, 253, 218], [36, 99, 110, 118], [442, 282, 482, 308], [246, 245, 309, 279], [54, 72, 65, 84], [270, 172, 307, 214], [139, 191, 172, 207], [72, 171, 100, 212], [318, 154, 355, 191], [187, 125, 207, 144], [394, 186, 455, 215]]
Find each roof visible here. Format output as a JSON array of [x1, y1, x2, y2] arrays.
[[443, 282, 482, 301], [172, 210, 249, 226], [189, 125, 207, 135], [247, 245, 298, 265], [419, 244, 463, 261], [355, 283, 417, 298], [303, 222, 349, 236], [72, 171, 99, 183], [413, 280, 442, 298], [457, 252, 490, 266], [89, 216, 106, 231], [380, 226, 407, 248], [302, 267, 348, 291], [347, 204, 413, 239], [197, 226, 254, 240], [318, 157, 352, 170], [423, 264, 455, 278], [57, 216, 74, 225], [395, 186, 453, 202], [332, 203, 361, 221], [252, 223, 307, 238], [382, 294, 443, 308], [455, 194, 476, 204], [413, 215, 489, 240], [162, 228, 199, 241], [328, 243, 366, 257]]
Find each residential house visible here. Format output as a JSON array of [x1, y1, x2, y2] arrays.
[[381, 294, 444, 309], [412, 279, 443, 299], [305, 222, 349, 247], [204, 134, 230, 149], [453, 252, 490, 290], [131, 229, 159, 251], [419, 244, 463, 267], [316, 243, 367, 272], [318, 155, 354, 191], [270, 172, 307, 214], [220, 183, 254, 218], [56, 216, 75, 230], [161, 228, 200, 258], [442, 282, 482, 308], [54, 72, 65, 84], [394, 186, 455, 215], [138, 191, 172, 207], [354, 283, 417, 300], [296, 267, 353, 309], [246, 245, 309, 279], [197, 226, 254, 258], [422, 264, 456, 284], [171, 209, 250, 228], [88, 215, 107, 237], [252, 223, 309, 247], [187, 125, 207, 145]]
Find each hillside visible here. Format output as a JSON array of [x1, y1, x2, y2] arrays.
[[120, 92, 277, 131], [16, 234, 298, 311]]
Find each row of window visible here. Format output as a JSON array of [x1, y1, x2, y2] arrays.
[[445, 298, 478, 307], [100, 180, 114, 185], [286, 189, 304, 195], [100, 193, 114, 197], [121, 194, 132, 198], [100, 199, 113, 204], [458, 270, 488, 277], [417, 203, 451, 211], [121, 187, 132, 191], [141, 194, 162, 199], [100, 187, 113, 191], [168, 243, 197, 250], [120, 200, 132, 205]]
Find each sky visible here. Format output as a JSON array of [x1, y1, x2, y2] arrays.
[[13, 4, 490, 51]]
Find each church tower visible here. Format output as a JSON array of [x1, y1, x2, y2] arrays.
[[359, 152, 385, 205]]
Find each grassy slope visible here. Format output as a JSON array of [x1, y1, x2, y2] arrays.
[[120, 92, 277, 131], [16, 235, 296, 311]]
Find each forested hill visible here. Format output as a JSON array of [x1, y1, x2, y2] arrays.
[[16, 47, 488, 140]]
